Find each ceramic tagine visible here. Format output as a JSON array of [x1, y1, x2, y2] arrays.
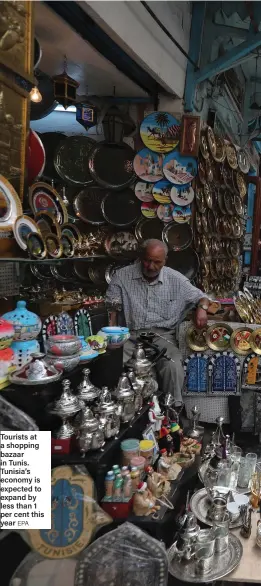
[[114, 374, 135, 423], [9, 353, 62, 386], [76, 407, 105, 455], [2, 300, 42, 341], [75, 368, 100, 406]]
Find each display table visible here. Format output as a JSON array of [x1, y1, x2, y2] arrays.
[[226, 513, 261, 583]]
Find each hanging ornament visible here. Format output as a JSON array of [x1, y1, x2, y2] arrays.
[[52, 55, 79, 110]]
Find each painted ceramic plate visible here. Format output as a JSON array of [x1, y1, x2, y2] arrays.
[[29, 182, 68, 224], [134, 148, 164, 183], [186, 326, 208, 352], [141, 201, 158, 218], [162, 222, 192, 251], [105, 232, 138, 258], [134, 181, 154, 202], [230, 327, 253, 356], [35, 211, 62, 239], [27, 129, 45, 186], [226, 144, 238, 169], [249, 328, 261, 355], [206, 323, 233, 351], [163, 151, 197, 185], [171, 184, 194, 206], [172, 205, 191, 223], [89, 142, 135, 190], [27, 232, 47, 259], [61, 223, 82, 244], [237, 149, 250, 174], [140, 111, 180, 153], [0, 174, 22, 233], [152, 179, 172, 203], [102, 189, 140, 226], [45, 233, 63, 259], [61, 234, 75, 258], [157, 203, 174, 223], [14, 215, 41, 251]]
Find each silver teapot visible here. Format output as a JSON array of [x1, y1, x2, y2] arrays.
[[128, 343, 155, 377], [47, 379, 82, 418], [76, 368, 100, 405], [127, 368, 143, 412], [94, 394, 120, 439], [77, 407, 105, 456], [176, 511, 200, 559], [116, 387, 135, 423]]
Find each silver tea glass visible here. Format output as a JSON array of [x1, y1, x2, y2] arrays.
[[238, 457, 252, 489], [195, 546, 214, 575], [230, 445, 242, 489], [246, 453, 257, 488], [214, 513, 229, 553], [196, 529, 215, 556]]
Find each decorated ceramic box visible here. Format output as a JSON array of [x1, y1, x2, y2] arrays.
[[2, 300, 41, 341]]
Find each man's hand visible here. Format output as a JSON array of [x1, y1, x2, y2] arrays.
[[195, 307, 208, 329]]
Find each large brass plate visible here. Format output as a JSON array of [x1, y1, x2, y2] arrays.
[[249, 328, 261, 355], [206, 322, 233, 351], [230, 327, 253, 356], [186, 325, 208, 351]]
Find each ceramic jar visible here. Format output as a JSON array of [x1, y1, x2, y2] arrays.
[[98, 326, 130, 349], [46, 334, 81, 356], [87, 335, 107, 354], [79, 336, 99, 361], [121, 438, 140, 466], [0, 318, 15, 350], [2, 300, 41, 341], [139, 439, 154, 466], [45, 353, 80, 372]]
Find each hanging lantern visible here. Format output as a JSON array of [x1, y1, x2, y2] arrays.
[[52, 55, 79, 110], [76, 103, 97, 130]]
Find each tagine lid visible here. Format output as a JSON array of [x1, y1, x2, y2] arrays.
[[2, 300, 41, 327], [79, 407, 100, 431]]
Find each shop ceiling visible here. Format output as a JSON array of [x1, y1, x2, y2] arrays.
[[34, 2, 151, 99]]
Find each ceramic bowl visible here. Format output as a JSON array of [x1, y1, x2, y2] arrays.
[[87, 335, 107, 354], [99, 326, 130, 349], [45, 353, 80, 372], [46, 334, 81, 357], [0, 318, 15, 350]]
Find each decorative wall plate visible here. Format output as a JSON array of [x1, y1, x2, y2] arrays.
[[195, 188, 206, 213], [224, 192, 234, 215], [32, 264, 52, 281], [135, 217, 163, 242], [57, 312, 74, 336], [134, 148, 164, 183], [205, 159, 214, 182], [42, 315, 58, 341], [166, 248, 199, 280], [73, 261, 92, 282], [14, 215, 41, 251], [153, 179, 172, 203], [198, 160, 206, 184], [29, 182, 68, 224], [199, 134, 209, 159], [249, 328, 261, 355], [105, 232, 138, 258], [204, 183, 213, 209], [73, 187, 106, 226], [88, 264, 108, 286], [27, 129, 45, 186], [236, 172, 247, 198], [207, 210, 216, 234], [140, 111, 180, 153], [207, 126, 216, 157], [210, 352, 240, 393], [226, 144, 238, 169], [186, 325, 208, 351], [27, 232, 47, 259], [172, 205, 191, 223], [141, 201, 158, 218], [54, 136, 95, 184], [89, 142, 135, 190], [61, 223, 82, 244], [201, 213, 208, 234], [212, 136, 226, 162], [0, 174, 22, 232], [102, 189, 140, 226], [195, 212, 202, 234], [27, 466, 111, 559], [163, 151, 197, 185], [170, 184, 194, 206], [51, 264, 75, 282], [162, 222, 192, 251], [234, 195, 244, 216], [230, 240, 241, 258], [134, 181, 154, 202], [237, 149, 250, 174], [184, 353, 208, 392], [45, 233, 63, 259], [201, 235, 210, 255], [230, 327, 253, 356], [157, 203, 174, 223], [35, 211, 62, 239], [61, 234, 75, 258], [74, 309, 92, 338], [206, 323, 233, 351], [231, 217, 243, 238]]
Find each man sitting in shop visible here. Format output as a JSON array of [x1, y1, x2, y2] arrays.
[[106, 239, 209, 402]]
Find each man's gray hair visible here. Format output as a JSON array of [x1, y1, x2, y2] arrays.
[[139, 239, 168, 257]]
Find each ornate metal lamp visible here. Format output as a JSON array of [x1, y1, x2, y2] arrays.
[[52, 55, 79, 110]]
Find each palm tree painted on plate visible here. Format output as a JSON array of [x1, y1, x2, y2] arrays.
[[155, 113, 170, 138]]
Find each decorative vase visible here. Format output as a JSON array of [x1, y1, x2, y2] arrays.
[[11, 339, 40, 369], [0, 318, 15, 350], [2, 300, 42, 341], [79, 336, 99, 361]]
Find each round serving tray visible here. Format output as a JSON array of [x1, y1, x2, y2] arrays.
[[89, 142, 135, 190], [162, 222, 192, 251], [73, 187, 106, 225], [166, 248, 199, 280], [135, 217, 163, 242], [190, 487, 243, 529], [167, 533, 243, 583], [54, 136, 95, 185], [102, 189, 140, 226]]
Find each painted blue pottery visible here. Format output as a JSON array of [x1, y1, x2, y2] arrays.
[[79, 336, 99, 362], [11, 339, 40, 369], [2, 300, 41, 341], [100, 326, 130, 349]]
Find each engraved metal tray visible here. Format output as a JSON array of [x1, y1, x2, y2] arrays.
[[168, 534, 243, 583], [198, 460, 250, 494], [190, 488, 243, 529]]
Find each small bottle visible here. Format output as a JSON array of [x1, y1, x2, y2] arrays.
[[121, 466, 129, 477], [123, 472, 132, 499], [104, 470, 115, 500], [170, 423, 181, 452], [113, 473, 123, 499], [130, 466, 140, 491], [112, 465, 121, 475]]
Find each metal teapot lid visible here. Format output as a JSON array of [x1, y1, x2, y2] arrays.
[[117, 373, 131, 392], [76, 368, 100, 401], [129, 342, 152, 370], [117, 387, 134, 400], [48, 379, 82, 417], [180, 512, 199, 537], [100, 386, 112, 403], [79, 407, 99, 431], [95, 400, 117, 415]]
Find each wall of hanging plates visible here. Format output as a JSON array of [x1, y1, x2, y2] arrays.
[[179, 320, 261, 430], [195, 127, 249, 295]]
